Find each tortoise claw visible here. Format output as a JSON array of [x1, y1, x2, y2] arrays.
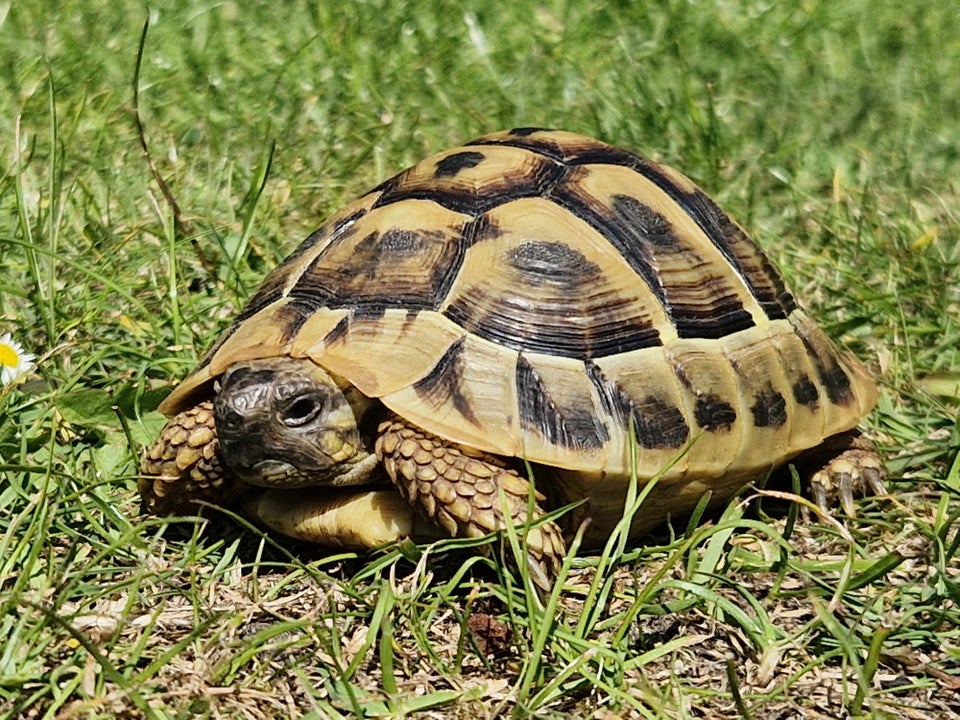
[[838, 473, 857, 519], [864, 465, 887, 497], [811, 480, 829, 515], [526, 554, 554, 592], [802, 430, 887, 520]]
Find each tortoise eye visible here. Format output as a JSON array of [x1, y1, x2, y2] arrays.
[[282, 395, 323, 427]]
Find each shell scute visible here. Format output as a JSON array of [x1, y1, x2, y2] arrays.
[[440, 196, 666, 359], [287, 199, 469, 316], [515, 353, 610, 454], [374, 143, 564, 214], [588, 348, 693, 469], [553, 163, 763, 341], [159, 130, 876, 485]]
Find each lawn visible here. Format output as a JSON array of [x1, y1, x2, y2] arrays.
[[1, 1, 958, 718]]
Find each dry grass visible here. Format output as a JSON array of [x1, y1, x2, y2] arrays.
[[19, 486, 956, 719], [2, 1, 959, 718]]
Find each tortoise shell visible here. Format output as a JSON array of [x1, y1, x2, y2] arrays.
[[159, 128, 876, 485]]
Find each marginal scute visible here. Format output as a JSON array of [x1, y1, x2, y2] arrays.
[[588, 348, 694, 472], [412, 336, 479, 425], [792, 376, 820, 408], [630, 394, 690, 450], [788, 312, 875, 421], [381, 333, 521, 457], [666, 342, 745, 475], [721, 330, 797, 472], [694, 396, 737, 432], [585, 360, 688, 450], [821, 366, 854, 405], [516, 354, 609, 452]]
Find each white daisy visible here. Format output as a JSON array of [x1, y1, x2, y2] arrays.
[[0, 332, 36, 385]]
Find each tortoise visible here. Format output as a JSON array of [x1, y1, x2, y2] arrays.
[[140, 128, 885, 582]]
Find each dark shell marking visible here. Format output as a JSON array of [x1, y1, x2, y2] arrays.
[[171, 129, 875, 479], [210, 129, 798, 367], [412, 337, 479, 425], [694, 396, 738, 432]]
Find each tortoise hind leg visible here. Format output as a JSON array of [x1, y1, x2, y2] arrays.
[[375, 415, 566, 586], [799, 429, 887, 517]]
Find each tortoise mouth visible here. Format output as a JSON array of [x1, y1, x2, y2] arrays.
[[240, 453, 386, 490], [242, 459, 316, 488]]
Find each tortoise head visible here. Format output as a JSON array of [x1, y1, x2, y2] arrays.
[[213, 356, 375, 488]]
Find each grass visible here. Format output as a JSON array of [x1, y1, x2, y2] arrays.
[[1, 0, 959, 717]]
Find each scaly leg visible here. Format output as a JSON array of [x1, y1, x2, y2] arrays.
[[139, 401, 250, 515], [375, 415, 566, 586]]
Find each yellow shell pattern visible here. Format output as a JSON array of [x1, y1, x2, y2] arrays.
[[160, 129, 876, 488]]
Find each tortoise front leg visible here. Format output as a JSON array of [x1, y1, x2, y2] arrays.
[[140, 401, 251, 515], [375, 416, 566, 586]]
